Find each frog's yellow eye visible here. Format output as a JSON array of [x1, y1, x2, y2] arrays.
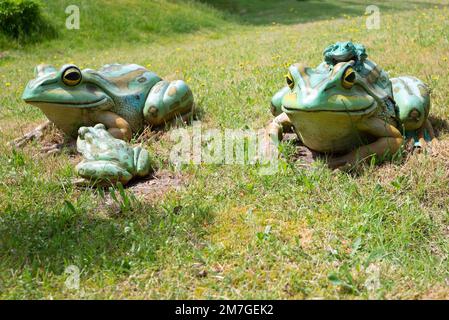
[[286, 72, 294, 90], [62, 67, 82, 86], [342, 67, 356, 89]]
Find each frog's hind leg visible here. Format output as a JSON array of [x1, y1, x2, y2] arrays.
[[143, 80, 194, 126], [89, 111, 132, 141], [75, 160, 133, 186], [328, 118, 404, 169]]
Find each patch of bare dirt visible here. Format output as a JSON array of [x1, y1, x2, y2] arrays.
[[7, 121, 75, 155], [39, 123, 67, 145], [127, 169, 186, 202], [420, 284, 449, 300], [93, 170, 188, 217], [282, 133, 319, 166], [135, 125, 164, 145]]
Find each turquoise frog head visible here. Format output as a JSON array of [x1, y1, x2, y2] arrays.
[[278, 60, 383, 152]]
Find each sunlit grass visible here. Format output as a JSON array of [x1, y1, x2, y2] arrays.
[[0, 0, 448, 299]]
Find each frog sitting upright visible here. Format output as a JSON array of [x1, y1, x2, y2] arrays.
[[16, 63, 194, 148], [268, 41, 435, 169]]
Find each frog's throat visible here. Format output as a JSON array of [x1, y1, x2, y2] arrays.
[[283, 100, 377, 115]]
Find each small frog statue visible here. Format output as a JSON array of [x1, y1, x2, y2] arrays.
[[75, 123, 152, 185], [16, 63, 194, 148], [268, 41, 435, 168]]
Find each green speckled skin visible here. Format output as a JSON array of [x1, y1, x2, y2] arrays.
[[76, 124, 151, 185], [392, 76, 430, 131], [323, 41, 367, 72], [271, 41, 432, 153], [22, 63, 194, 139]]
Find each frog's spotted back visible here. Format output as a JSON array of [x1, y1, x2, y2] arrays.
[[88, 64, 162, 93]]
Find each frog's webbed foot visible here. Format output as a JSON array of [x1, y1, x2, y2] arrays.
[[143, 80, 194, 126], [10, 121, 76, 155], [412, 119, 437, 152], [9, 120, 52, 148]]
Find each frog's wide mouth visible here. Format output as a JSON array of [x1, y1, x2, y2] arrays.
[[282, 100, 377, 114], [24, 97, 111, 108]]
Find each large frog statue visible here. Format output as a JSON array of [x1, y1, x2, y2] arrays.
[[75, 123, 151, 185], [17, 63, 194, 146], [268, 41, 435, 169]]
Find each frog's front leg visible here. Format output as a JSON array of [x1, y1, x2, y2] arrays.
[[76, 160, 133, 185], [267, 112, 293, 145], [257, 113, 293, 162], [329, 118, 404, 169], [143, 80, 194, 126], [132, 146, 151, 178], [89, 111, 132, 141], [416, 119, 436, 148]]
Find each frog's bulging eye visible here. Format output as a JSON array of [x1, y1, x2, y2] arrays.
[[62, 67, 82, 86], [342, 67, 356, 89], [286, 72, 294, 90]]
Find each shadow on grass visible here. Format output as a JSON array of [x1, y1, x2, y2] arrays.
[[430, 115, 449, 137], [0, 194, 213, 277], [199, 0, 445, 25]]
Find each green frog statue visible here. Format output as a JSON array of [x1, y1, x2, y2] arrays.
[[16, 63, 194, 146], [268, 41, 435, 168], [75, 124, 152, 185]]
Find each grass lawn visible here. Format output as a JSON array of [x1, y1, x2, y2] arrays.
[[0, 0, 448, 299]]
